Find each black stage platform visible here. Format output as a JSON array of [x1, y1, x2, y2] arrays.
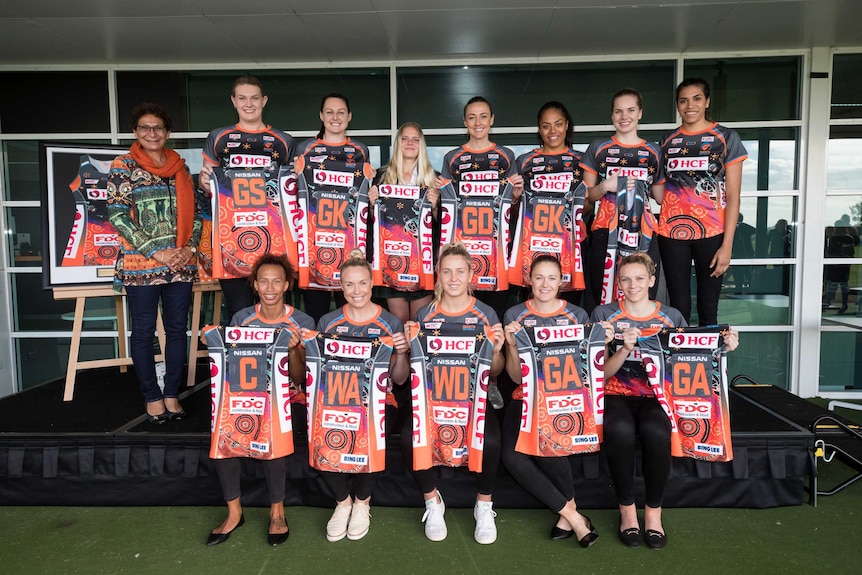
[[0, 364, 814, 509]]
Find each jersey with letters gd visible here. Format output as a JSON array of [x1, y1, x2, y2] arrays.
[[509, 148, 587, 290], [439, 144, 516, 291], [203, 124, 295, 171], [657, 123, 747, 240], [62, 155, 120, 267], [290, 138, 373, 290], [590, 301, 687, 397]]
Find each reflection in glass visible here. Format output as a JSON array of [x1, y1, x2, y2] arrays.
[[710, 265, 793, 326], [827, 127, 862, 190], [727, 332, 790, 389], [821, 263, 862, 319], [735, 196, 796, 258], [16, 337, 118, 391], [6, 207, 43, 267], [831, 54, 862, 121], [736, 127, 799, 191], [819, 332, 862, 391], [823, 197, 862, 245]]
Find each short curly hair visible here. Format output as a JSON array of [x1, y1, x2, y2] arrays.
[[129, 102, 173, 132]]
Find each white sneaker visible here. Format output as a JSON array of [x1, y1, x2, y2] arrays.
[[347, 499, 371, 540], [326, 501, 352, 542], [421, 492, 448, 542], [473, 500, 497, 544]]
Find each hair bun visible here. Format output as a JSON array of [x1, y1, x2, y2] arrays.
[[348, 248, 364, 259]]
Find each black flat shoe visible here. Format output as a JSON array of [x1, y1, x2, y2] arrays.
[[268, 529, 290, 546], [207, 514, 245, 546], [645, 529, 667, 550], [146, 412, 168, 424], [577, 515, 599, 548], [550, 524, 574, 541], [618, 526, 641, 548], [166, 410, 187, 421]]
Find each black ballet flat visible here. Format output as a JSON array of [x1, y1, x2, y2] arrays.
[[146, 412, 168, 425], [207, 514, 245, 546], [577, 515, 599, 548], [166, 410, 187, 422], [618, 526, 641, 548], [644, 529, 667, 550], [550, 524, 574, 541], [268, 528, 290, 546]]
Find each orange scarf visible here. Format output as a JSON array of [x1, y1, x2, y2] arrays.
[[129, 141, 194, 247]]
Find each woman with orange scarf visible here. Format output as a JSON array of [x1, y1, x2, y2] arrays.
[[107, 103, 202, 423]]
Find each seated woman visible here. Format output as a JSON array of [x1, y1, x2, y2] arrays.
[[207, 253, 313, 547], [590, 253, 738, 550]]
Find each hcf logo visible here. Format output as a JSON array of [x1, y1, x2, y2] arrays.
[[669, 333, 720, 349], [325, 338, 372, 359], [535, 325, 583, 344], [226, 327, 274, 343], [428, 336, 475, 354]]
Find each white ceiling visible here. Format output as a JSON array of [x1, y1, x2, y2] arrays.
[[1, 0, 860, 67]]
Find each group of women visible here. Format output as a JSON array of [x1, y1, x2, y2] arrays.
[[105, 75, 743, 549]]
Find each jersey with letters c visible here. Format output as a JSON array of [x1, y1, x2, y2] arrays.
[[62, 155, 120, 267]]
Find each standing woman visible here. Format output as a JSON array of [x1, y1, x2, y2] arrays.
[[207, 253, 313, 546], [200, 75, 296, 318], [369, 122, 441, 324], [107, 103, 202, 422], [581, 89, 665, 312], [501, 255, 604, 547], [591, 253, 738, 549], [657, 78, 748, 325], [295, 94, 371, 322], [401, 242, 506, 544], [313, 250, 410, 542]]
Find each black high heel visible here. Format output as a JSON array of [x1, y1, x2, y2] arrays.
[[207, 514, 245, 546], [577, 515, 599, 548], [146, 412, 168, 424]]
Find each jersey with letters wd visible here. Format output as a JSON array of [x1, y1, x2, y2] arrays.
[[203, 124, 295, 171], [205, 325, 295, 460], [209, 166, 291, 279], [290, 138, 372, 289], [371, 184, 435, 292], [657, 123, 747, 240], [63, 155, 120, 267], [638, 325, 733, 462], [509, 148, 587, 290], [580, 137, 663, 232], [590, 301, 687, 397], [439, 144, 516, 291], [230, 304, 315, 404]]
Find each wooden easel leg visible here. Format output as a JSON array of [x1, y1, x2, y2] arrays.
[[116, 295, 128, 373], [63, 297, 86, 401], [186, 289, 203, 387]]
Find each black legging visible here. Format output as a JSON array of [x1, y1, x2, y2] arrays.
[[214, 457, 287, 504], [603, 395, 671, 509], [399, 399, 502, 496], [219, 278, 256, 321], [587, 228, 661, 314], [658, 234, 724, 326], [500, 400, 574, 513], [319, 471, 381, 502]]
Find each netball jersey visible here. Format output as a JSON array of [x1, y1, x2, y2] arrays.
[[509, 148, 587, 290], [290, 138, 373, 289], [62, 155, 120, 267], [657, 123, 747, 240], [205, 325, 295, 460], [590, 301, 687, 397], [638, 326, 733, 462], [203, 124, 295, 171], [371, 184, 435, 291], [209, 166, 292, 279]]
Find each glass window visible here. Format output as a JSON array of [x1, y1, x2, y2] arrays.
[[398, 61, 676, 129], [831, 53, 862, 120], [821, 263, 862, 319], [714, 265, 794, 326], [12, 274, 78, 331], [819, 332, 862, 392], [827, 126, 862, 190], [0, 72, 110, 133], [728, 332, 790, 389], [682, 57, 802, 122], [4, 140, 113, 202], [736, 128, 799, 191], [823, 197, 862, 248], [6, 207, 43, 268], [16, 337, 117, 391], [736, 196, 797, 258]]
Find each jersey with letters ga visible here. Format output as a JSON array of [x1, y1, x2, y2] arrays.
[[202, 124, 295, 171], [205, 325, 295, 460], [438, 144, 516, 291], [371, 184, 435, 292], [304, 315, 396, 474], [63, 155, 120, 267], [638, 325, 733, 462], [509, 148, 587, 290], [230, 304, 314, 404], [209, 166, 291, 279], [657, 123, 748, 240], [590, 301, 687, 397], [408, 299, 498, 472], [504, 301, 605, 456], [290, 138, 373, 290]]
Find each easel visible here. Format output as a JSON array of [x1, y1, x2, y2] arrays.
[[53, 282, 222, 401]]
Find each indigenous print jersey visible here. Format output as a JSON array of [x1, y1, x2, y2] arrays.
[[657, 123, 747, 240], [439, 144, 516, 291], [638, 325, 733, 462], [290, 138, 372, 289], [209, 166, 292, 279], [590, 301, 687, 397], [504, 302, 604, 455], [202, 124, 295, 171], [205, 326, 296, 460], [510, 148, 587, 289], [371, 184, 435, 291], [304, 331, 394, 474], [63, 155, 120, 267]]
